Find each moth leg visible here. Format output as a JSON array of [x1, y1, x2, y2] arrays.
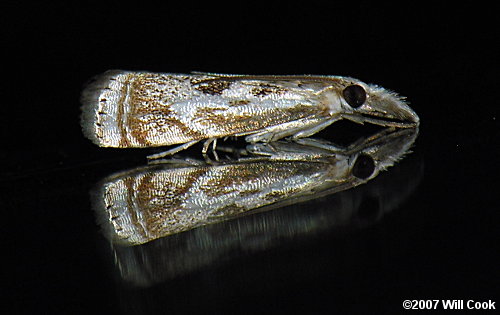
[[211, 139, 219, 161], [245, 130, 272, 143], [202, 139, 211, 154], [245, 117, 332, 143], [202, 138, 220, 154], [147, 140, 200, 160], [148, 157, 205, 166], [202, 138, 220, 161], [291, 116, 341, 140], [246, 127, 307, 143], [293, 138, 346, 153], [245, 143, 278, 157], [247, 141, 339, 160]]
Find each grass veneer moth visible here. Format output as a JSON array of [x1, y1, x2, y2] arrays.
[[81, 70, 419, 159]]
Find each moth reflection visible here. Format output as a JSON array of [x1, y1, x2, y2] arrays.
[[93, 127, 418, 247], [104, 132, 422, 287]]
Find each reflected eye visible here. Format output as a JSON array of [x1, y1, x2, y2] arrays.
[[352, 154, 375, 179], [342, 84, 367, 108]]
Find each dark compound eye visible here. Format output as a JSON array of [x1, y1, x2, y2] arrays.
[[342, 84, 367, 108], [352, 154, 375, 179]]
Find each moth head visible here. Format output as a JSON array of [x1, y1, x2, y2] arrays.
[[334, 78, 419, 128]]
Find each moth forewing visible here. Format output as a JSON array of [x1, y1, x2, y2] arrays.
[[80, 71, 345, 152]]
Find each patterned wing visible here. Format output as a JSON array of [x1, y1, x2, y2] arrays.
[[81, 71, 332, 148]]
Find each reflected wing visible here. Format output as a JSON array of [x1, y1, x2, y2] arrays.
[[96, 161, 333, 245]]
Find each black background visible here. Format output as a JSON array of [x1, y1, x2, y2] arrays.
[[2, 3, 498, 314]]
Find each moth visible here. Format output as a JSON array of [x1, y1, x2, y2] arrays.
[[80, 70, 419, 159], [93, 127, 418, 245]]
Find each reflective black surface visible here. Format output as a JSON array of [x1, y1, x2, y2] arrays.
[[4, 4, 498, 314]]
